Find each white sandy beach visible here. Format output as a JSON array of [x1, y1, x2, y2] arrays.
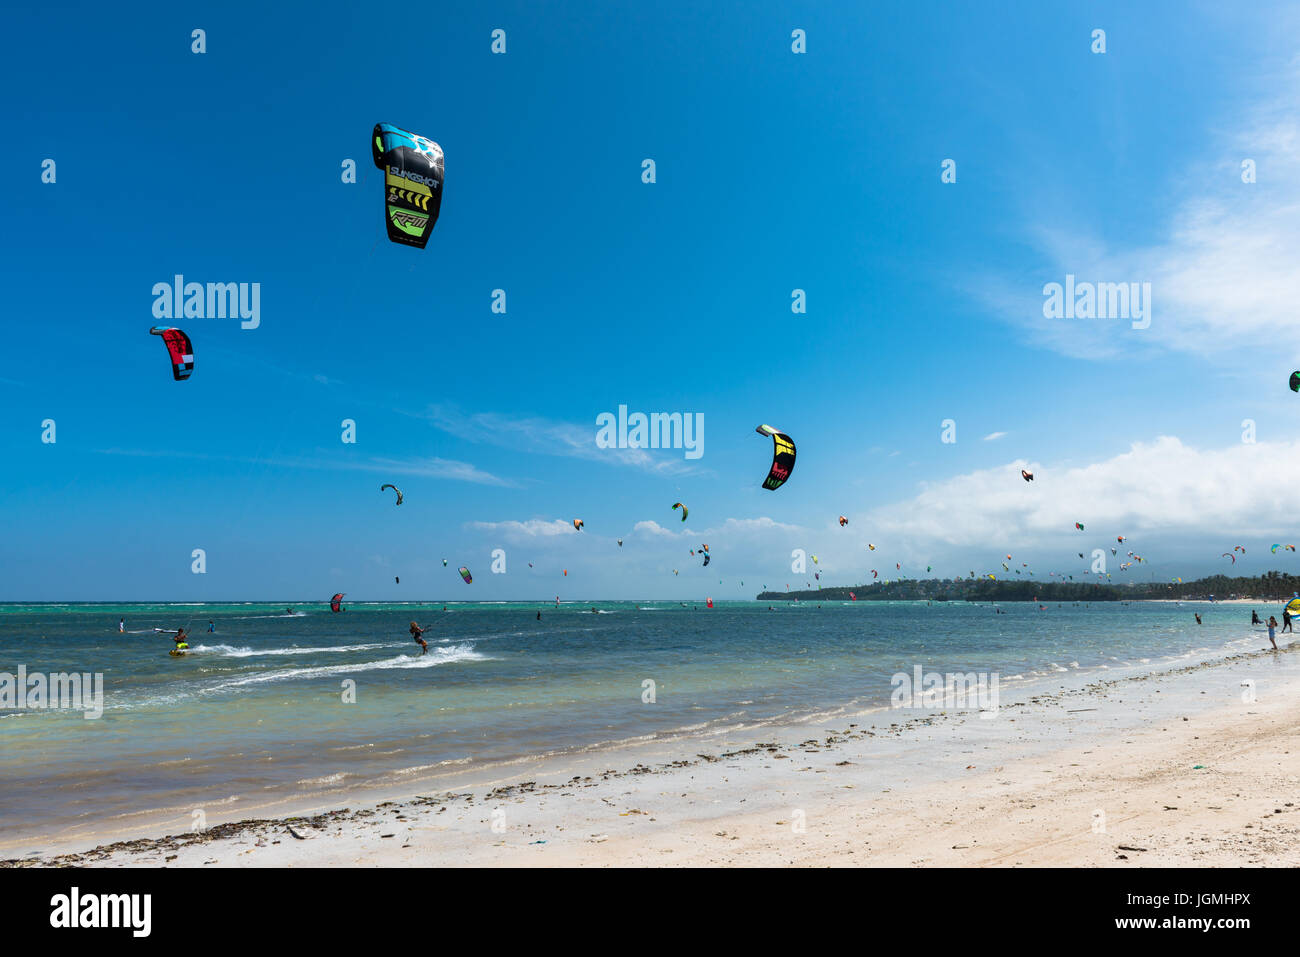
[[7, 633, 1298, 868]]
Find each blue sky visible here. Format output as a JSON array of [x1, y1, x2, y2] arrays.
[[4, 1, 1300, 600]]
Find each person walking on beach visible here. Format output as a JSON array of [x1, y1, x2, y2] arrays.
[[1267, 616, 1278, 650], [409, 621, 429, 655]]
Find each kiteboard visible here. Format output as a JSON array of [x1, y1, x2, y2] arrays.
[[168, 650, 187, 657]]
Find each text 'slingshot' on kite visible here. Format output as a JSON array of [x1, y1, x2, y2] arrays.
[[372, 122, 444, 249]]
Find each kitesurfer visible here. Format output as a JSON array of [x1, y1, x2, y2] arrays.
[[409, 621, 429, 655], [173, 628, 190, 651], [119, 618, 125, 634], [536, 611, 542, 621]]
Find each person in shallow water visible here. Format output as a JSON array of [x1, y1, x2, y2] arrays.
[[1194, 613, 1202, 625], [1284, 608, 1294, 633], [409, 621, 429, 655], [119, 618, 124, 633], [173, 628, 189, 651], [208, 620, 215, 632], [1267, 616, 1278, 650], [1252, 610, 1262, 625]]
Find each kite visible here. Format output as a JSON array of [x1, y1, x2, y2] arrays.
[[149, 326, 194, 381], [372, 122, 444, 248], [755, 424, 796, 490], [563, 569, 568, 576], [1272, 544, 1282, 553], [329, 593, 345, 613], [703, 553, 711, 567], [395, 576, 399, 584], [617, 539, 623, 547], [926, 565, 932, 572], [442, 559, 448, 567], [871, 570, 878, 578], [1291, 371, 1300, 393], [1117, 536, 1125, 543], [380, 484, 403, 505], [849, 591, 856, 601], [1021, 470, 1033, 482], [1234, 545, 1246, 554], [1287, 596, 1300, 614], [1075, 523, 1085, 531], [673, 503, 688, 522], [458, 566, 472, 583], [1222, 552, 1235, 564], [838, 516, 848, 527], [868, 544, 876, 551], [573, 519, 584, 531]]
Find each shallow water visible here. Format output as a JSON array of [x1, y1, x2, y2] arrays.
[[0, 599, 1280, 843]]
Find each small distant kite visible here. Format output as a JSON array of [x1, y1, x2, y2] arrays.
[[395, 576, 399, 584], [867, 544, 876, 551], [1291, 371, 1300, 393], [871, 570, 878, 578], [1116, 536, 1125, 543], [329, 593, 345, 613], [572, 519, 584, 531], [838, 516, 849, 527], [380, 484, 403, 505], [755, 424, 796, 490], [1075, 523, 1085, 531], [1233, 545, 1246, 554], [150, 326, 194, 381], [458, 566, 472, 583], [672, 503, 688, 522], [617, 539, 623, 547], [1021, 470, 1033, 482], [442, 559, 448, 567], [1222, 552, 1236, 564]]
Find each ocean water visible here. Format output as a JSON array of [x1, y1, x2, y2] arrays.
[[0, 599, 1279, 849]]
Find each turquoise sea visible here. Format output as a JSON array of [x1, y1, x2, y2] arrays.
[[0, 598, 1280, 850]]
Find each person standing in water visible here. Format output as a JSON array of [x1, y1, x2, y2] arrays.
[[409, 621, 429, 655], [1251, 610, 1261, 625], [1283, 608, 1294, 633], [173, 628, 190, 651], [208, 620, 215, 632], [1267, 616, 1278, 649], [119, 618, 125, 633], [1194, 613, 1202, 625]]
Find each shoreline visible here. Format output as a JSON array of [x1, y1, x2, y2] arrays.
[[8, 636, 1298, 868]]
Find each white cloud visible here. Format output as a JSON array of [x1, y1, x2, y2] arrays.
[[864, 436, 1300, 549], [465, 519, 578, 540], [983, 432, 1007, 441]]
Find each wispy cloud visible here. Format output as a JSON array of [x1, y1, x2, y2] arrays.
[[96, 448, 515, 487], [972, 60, 1300, 363], [982, 432, 1007, 441], [409, 404, 709, 477]]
